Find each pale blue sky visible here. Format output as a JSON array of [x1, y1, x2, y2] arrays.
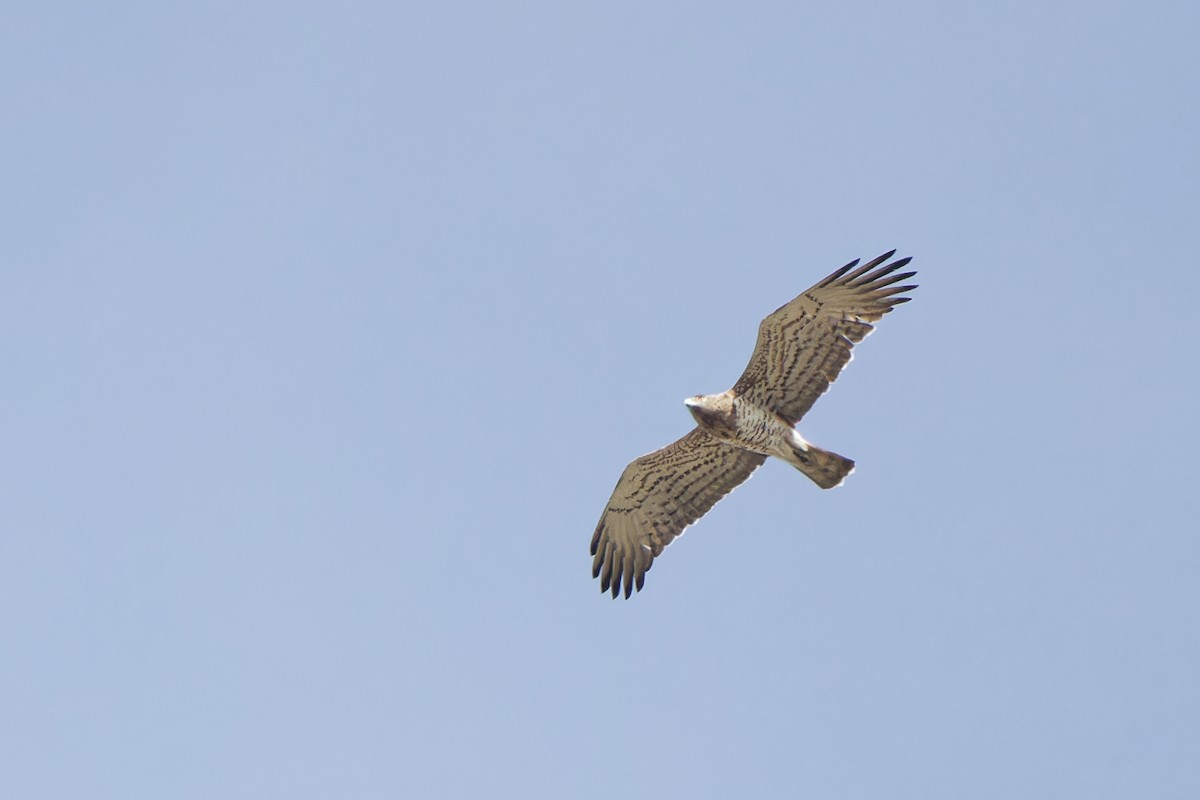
[[4, 1, 1199, 798]]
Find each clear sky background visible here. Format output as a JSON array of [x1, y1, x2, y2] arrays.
[[4, 2, 1199, 798]]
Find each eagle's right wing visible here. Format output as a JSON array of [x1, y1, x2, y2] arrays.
[[590, 429, 765, 598]]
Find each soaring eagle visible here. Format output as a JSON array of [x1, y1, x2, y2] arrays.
[[590, 251, 917, 598]]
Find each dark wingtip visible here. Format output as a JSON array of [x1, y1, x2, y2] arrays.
[[822, 258, 861, 285], [589, 521, 603, 556]]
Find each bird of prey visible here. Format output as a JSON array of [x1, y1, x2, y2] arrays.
[[590, 250, 917, 598]]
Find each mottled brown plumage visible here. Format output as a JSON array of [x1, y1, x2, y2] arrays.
[[591, 251, 917, 598]]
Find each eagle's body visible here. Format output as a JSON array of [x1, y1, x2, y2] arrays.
[[590, 250, 917, 598], [683, 391, 854, 489]]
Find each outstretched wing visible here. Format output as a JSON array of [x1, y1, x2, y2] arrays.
[[590, 429, 766, 598], [733, 250, 917, 424]]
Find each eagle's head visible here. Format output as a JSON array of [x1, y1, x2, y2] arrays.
[[684, 392, 737, 436]]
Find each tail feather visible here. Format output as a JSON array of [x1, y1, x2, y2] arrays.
[[791, 443, 855, 489]]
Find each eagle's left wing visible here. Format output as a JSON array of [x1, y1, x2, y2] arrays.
[[590, 429, 766, 598], [733, 251, 916, 425]]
